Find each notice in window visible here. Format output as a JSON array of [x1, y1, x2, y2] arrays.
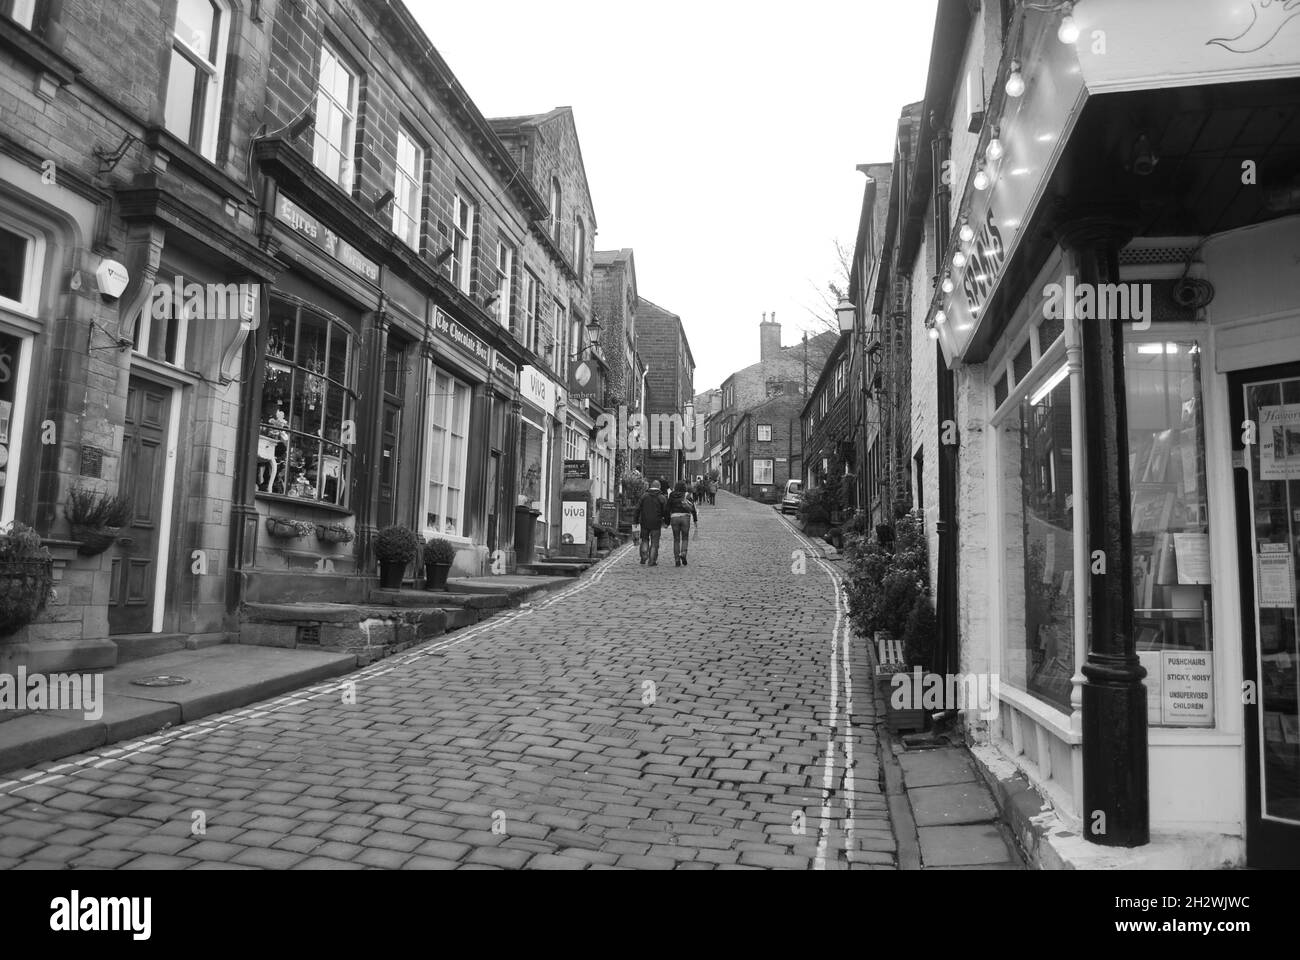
[[1173, 533, 1211, 585], [1259, 405, 1300, 480], [1161, 650, 1214, 727], [1259, 544, 1296, 609]]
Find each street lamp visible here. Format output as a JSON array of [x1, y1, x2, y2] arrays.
[[836, 297, 856, 333]]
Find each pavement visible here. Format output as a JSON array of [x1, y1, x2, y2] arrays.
[[0, 492, 953, 869]]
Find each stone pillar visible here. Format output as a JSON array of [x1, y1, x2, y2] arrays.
[[1056, 211, 1148, 848]]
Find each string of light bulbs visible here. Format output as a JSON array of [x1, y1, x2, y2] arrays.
[[926, 0, 1081, 342]]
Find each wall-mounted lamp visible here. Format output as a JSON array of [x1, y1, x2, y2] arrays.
[[836, 297, 856, 333], [1005, 61, 1026, 98]]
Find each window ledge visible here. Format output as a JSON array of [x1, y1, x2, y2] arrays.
[[0, 18, 79, 87], [255, 492, 353, 517], [142, 126, 250, 201], [997, 682, 1081, 745]]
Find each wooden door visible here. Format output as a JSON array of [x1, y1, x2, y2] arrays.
[[109, 377, 171, 635]]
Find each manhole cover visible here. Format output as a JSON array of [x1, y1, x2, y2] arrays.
[[131, 675, 192, 687]]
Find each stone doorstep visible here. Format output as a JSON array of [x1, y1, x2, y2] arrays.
[[0, 645, 355, 776], [966, 742, 1246, 870]]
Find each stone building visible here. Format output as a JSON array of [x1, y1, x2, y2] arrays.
[[592, 248, 643, 494], [0, 0, 599, 669], [634, 296, 695, 485], [728, 389, 804, 503]]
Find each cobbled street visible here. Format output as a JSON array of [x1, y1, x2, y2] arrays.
[[0, 494, 890, 871]]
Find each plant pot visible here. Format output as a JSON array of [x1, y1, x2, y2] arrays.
[[378, 560, 407, 589], [316, 524, 353, 545], [70, 524, 122, 557], [0, 558, 54, 636], [266, 517, 304, 540], [424, 561, 451, 591]]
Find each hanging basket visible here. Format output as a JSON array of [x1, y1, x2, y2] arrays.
[[266, 517, 313, 540], [70, 524, 122, 557], [316, 523, 355, 545], [0, 559, 54, 636]]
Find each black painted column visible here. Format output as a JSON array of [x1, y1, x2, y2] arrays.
[[1058, 213, 1148, 848], [354, 304, 389, 574]]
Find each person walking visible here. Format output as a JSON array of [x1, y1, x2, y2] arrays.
[[707, 476, 717, 505], [667, 480, 698, 566], [636, 480, 669, 566]]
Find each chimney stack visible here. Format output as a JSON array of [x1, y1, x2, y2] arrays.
[[760, 311, 781, 363]]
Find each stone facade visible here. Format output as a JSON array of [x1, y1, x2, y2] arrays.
[[634, 297, 694, 484]]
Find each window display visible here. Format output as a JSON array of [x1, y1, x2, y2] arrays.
[[256, 299, 355, 506], [424, 368, 470, 536], [1000, 363, 1075, 713], [1125, 341, 1214, 728]]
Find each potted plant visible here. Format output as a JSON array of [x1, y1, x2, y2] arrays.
[[0, 522, 54, 636], [65, 485, 133, 556], [316, 522, 355, 545], [266, 516, 314, 540], [375, 525, 419, 589], [423, 537, 456, 591]]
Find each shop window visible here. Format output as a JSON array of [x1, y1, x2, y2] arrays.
[[0, 222, 41, 317], [1, 0, 35, 30], [164, 0, 230, 161], [518, 413, 548, 516], [424, 368, 471, 537], [999, 361, 1076, 713], [312, 42, 358, 190], [257, 299, 355, 506], [1126, 340, 1214, 727], [392, 127, 424, 251], [757, 424, 772, 442], [0, 330, 27, 524], [753, 459, 774, 485]]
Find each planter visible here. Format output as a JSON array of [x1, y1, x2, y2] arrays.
[[0, 558, 54, 636], [70, 524, 122, 557], [378, 560, 406, 590], [316, 523, 354, 545], [424, 561, 451, 591], [878, 671, 928, 734], [266, 517, 312, 540]]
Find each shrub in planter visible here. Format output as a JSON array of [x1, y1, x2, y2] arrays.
[[844, 511, 930, 649], [423, 537, 456, 591], [797, 486, 832, 529], [901, 594, 938, 675], [0, 522, 54, 636], [375, 526, 419, 589], [266, 517, 314, 540], [66, 485, 133, 556]]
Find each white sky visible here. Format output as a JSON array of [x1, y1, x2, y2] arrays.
[[411, 0, 939, 391]]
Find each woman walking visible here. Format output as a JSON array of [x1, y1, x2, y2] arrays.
[[667, 481, 698, 566]]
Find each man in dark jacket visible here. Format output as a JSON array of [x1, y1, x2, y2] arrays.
[[636, 481, 669, 566]]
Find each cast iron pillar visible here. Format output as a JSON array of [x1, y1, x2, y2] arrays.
[[1058, 211, 1148, 848]]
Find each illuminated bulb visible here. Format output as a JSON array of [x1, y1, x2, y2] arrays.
[[941, 275, 955, 294], [959, 218, 975, 243], [973, 165, 991, 191], [985, 136, 1004, 162], [953, 250, 968, 268], [928, 325, 940, 340], [935, 310, 947, 326], [1058, 4, 1080, 44], [1005, 61, 1025, 98]]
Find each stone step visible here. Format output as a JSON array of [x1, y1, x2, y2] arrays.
[[518, 562, 587, 577], [110, 632, 187, 664]]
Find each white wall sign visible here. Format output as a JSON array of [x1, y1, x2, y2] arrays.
[[562, 501, 587, 545], [1160, 650, 1214, 728]]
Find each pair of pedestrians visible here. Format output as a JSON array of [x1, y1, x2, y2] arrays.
[[635, 481, 698, 567]]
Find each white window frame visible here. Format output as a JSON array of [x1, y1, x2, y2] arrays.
[[523, 269, 540, 353], [423, 366, 472, 540], [0, 221, 44, 318], [495, 241, 515, 330], [753, 459, 774, 485], [3, 0, 36, 29], [0, 327, 33, 526], [574, 216, 585, 275], [549, 179, 562, 245], [450, 192, 476, 294], [552, 297, 567, 373], [520, 412, 550, 522], [393, 127, 424, 251], [163, 0, 230, 161], [312, 42, 359, 190], [757, 423, 773, 442]]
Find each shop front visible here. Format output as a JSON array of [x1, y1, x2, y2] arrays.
[[931, 0, 1300, 865], [518, 365, 565, 560]]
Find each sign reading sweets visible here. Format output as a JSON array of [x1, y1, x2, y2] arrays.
[[430, 308, 490, 368], [276, 195, 380, 283]]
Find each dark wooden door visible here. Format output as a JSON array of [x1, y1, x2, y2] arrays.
[[109, 377, 171, 635], [377, 401, 400, 530], [1230, 363, 1300, 867]]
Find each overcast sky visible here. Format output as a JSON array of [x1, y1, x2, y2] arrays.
[[412, 1, 939, 391]]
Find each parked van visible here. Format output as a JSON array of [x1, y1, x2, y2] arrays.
[[780, 479, 803, 515]]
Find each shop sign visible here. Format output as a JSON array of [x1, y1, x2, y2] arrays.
[[520, 365, 561, 413], [492, 352, 518, 388], [430, 307, 490, 369], [564, 460, 590, 480], [562, 501, 587, 545], [275, 195, 380, 284]]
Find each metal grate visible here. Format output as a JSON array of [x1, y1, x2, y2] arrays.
[[1119, 244, 1199, 266], [297, 625, 321, 646]]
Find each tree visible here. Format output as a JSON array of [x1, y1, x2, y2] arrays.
[[800, 238, 854, 337]]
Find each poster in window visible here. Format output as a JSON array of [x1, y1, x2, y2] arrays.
[[1259, 405, 1300, 480], [1160, 650, 1214, 727], [1258, 544, 1296, 608]]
